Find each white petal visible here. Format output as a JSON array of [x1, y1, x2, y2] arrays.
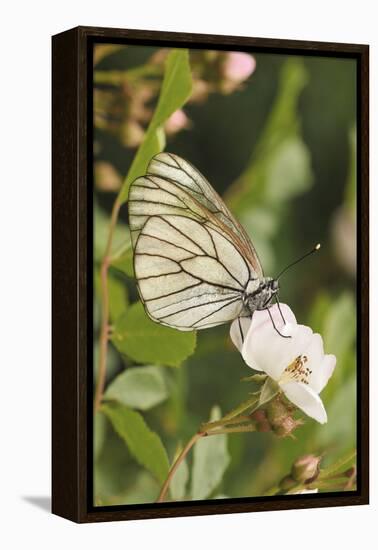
[[303, 333, 325, 392], [230, 317, 252, 352], [242, 321, 313, 379], [317, 354, 337, 393], [281, 382, 327, 424], [248, 303, 297, 335]]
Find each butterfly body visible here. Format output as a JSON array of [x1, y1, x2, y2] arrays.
[[128, 152, 277, 331], [243, 277, 279, 314]]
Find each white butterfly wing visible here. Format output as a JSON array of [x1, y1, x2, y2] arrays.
[[128, 152, 262, 330], [134, 215, 251, 330], [129, 152, 263, 278]]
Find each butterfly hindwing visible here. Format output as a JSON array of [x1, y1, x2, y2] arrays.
[[134, 214, 256, 330]]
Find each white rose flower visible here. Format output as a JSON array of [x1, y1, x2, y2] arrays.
[[230, 304, 336, 424]]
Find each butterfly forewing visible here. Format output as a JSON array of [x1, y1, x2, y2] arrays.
[[134, 215, 247, 330], [128, 152, 262, 330]]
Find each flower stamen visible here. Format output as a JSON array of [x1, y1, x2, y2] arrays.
[[280, 355, 311, 385]]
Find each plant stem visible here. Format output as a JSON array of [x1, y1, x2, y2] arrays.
[[157, 432, 204, 503], [157, 395, 264, 503], [207, 424, 257, 436], [93, 197, 122, 413], [201, 396, 259, 431], [156, 421, 257, 503], [201, 413, 253, 432]]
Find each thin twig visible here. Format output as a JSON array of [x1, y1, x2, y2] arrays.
[[201, 414, 254, 432], [93, 198, 122, 413], [206, 424, 257, 436], [156, 421, 257, 503], [201, 396, 260, 432], [157, 432, 205, 503]]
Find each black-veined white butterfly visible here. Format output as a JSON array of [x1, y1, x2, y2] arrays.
[[128, 152, 318, 336]]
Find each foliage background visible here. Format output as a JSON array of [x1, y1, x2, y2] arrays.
[[93, 44, 357, 505]]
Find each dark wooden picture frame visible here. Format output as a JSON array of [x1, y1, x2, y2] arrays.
[[52, 26, 369, 523]]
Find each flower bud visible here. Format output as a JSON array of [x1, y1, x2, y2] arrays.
[[291, 454, 321, 483], [266, 394, 289, 424], [165, 109, 190, 135], [219, 52, 256, 93], [94, 161, 122, 192], [251, 410, 271, 432], [266, 395, 303, 438], [274, 416, 303, 438], [223, 52, 256, 83], [279, 475, 297, 491]]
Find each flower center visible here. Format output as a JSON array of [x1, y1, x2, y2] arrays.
[[279, 355, 312, 385]]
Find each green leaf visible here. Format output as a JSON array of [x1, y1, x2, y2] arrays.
[[102, 402, 169, 484], [95, 268, 128, 321], [170, 445, 189, 501], [93, 340, 120, 381], [104, 365, 169, 410], [119, 129, 165, 203], [151, 49, 193, 128], [191, 406, 230, 500], [119, 49, 192, 203], [111, 247, 134, 278], [111, 301, 197, 367], [108, 273, 128, 322]]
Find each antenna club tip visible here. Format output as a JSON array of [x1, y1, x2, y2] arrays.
[[315, 243, 321, 251]]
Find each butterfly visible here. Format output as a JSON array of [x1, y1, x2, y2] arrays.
[[128, 153, 317, 336], [128, 153, 290, 340]]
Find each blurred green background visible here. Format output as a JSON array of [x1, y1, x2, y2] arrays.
[[93, 45, 357, 505]]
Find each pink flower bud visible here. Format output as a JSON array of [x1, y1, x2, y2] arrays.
[[291, 454, 321, 483], [94, 162, 122, 192], [165, 109, 190, 135], [223, 52, 256, 83], [251, 410, 271, 432], [279, 475, 297, 491], [266, 394, 303, 438]]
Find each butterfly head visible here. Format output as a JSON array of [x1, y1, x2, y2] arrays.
[[258, 277, 279, 308], [244, 277, 279, 313]]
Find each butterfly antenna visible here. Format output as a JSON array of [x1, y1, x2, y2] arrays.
[[276, 243, 321, 280]]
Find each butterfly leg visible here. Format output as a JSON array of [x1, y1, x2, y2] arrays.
[[237, 313, 252, 344], [275, 295, 286, 324], [237, 317, 245, 344], [266, 307, 291, 338]]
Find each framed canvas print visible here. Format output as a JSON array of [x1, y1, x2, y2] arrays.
[[52, 26, 369, 523]]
